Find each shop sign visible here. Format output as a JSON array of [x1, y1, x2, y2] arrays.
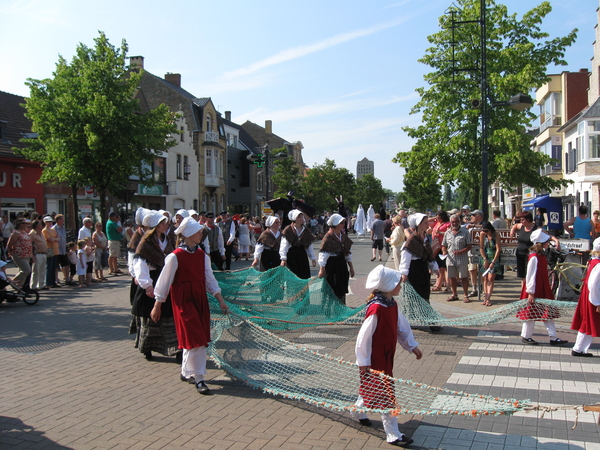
[[262, 203, 272, 215], [139, 184, 163, 195], [0, 172, 23, 188], [559, 238, 591, 252], [80, 205, 92, 213]]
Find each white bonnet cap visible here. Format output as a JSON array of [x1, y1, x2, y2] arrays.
[[173, 209, 190, 223], [594, 236, 600, 252], [288, 209, 303, 221], [365, 265, 401, 292], [142, 211, 168, 228], [135, 207, 151, 226], [174, 217, 202, 237], [408, 213, 427, 230], [530, 229, 550, 244], [265, 215, 279, 227], [327, 213, 345, 227], [188, 209, 198, 216]]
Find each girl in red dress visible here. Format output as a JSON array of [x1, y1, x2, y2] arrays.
[[352, 265, 422, 447], [517, 229, 568, 346], [151, 217, 229, 395], [571, 237, 600, 357]]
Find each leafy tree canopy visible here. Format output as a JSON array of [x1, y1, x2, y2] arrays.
[[18, 31, 178, 220], [271, 147, 302, 198], [393, 0, 577, 208], [355, 174, 387, 212], [301, 159, 356, 214]]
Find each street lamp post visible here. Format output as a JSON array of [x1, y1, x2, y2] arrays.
[[247, 143, 287, 204]]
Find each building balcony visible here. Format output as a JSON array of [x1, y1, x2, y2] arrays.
[[577, 159, 600, 179], [204, 131, 219, 143], [205, 175, 221, 187]]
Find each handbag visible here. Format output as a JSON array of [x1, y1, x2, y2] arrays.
[[46, 247, 54, 258]]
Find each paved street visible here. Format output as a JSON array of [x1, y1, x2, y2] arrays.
[[1, 237, 599, 450]]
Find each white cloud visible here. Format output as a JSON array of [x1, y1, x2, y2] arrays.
[[222, 16, 411, 80]]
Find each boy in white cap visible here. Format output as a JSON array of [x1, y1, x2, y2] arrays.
[[352, 264, 422, 447], [151, 217, 229, 394], [570, 236, 600, 357], [517, 229, 568, 346]]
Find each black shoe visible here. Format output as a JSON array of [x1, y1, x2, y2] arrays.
[[549, 338, 569, 346], [180, 373, 196, 384], [572, 350, 594, 357], [144, 352, 153, 361], [196, 380, 211, 395], [522, 338, 538, 345], [359, 418, 372, 426], [389, 435, 414, 447]]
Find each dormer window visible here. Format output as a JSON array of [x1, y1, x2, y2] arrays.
[[0, 120, 9, 144]]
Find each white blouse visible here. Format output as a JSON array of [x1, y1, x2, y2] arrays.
[[279, 225, 315, 261], [355, 303, 418, 367], [154, 249, 221, 303]]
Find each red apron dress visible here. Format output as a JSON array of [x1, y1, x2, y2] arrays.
[[359, 300, 398, 410], [516, 253, 559, 321], [571, 258, 600, 337], [169, 248, 211, 349]]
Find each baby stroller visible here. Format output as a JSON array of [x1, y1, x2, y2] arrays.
[[0, 277, 40, 306]]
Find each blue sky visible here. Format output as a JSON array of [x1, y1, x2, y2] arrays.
[[1, 0, 596, 192]]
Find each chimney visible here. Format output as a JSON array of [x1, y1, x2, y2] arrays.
[[165, 73, 181, 88], [129, 56, 144, 70], [225, 111, 231, 121], [265, 120, 272, 134]]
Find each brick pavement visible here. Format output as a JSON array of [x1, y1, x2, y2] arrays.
[[0, 238, 599, 449]]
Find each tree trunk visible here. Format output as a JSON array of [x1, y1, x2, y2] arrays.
[[71, 184, 80, 231]]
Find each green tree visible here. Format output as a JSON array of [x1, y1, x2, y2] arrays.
[[355, 174, 386, 212], [301, 159, 355, 214], [19, 32, 178, 223], [271, 147, 302, 198], [394, 1, 577, 208], [401, 166, 441, 212]]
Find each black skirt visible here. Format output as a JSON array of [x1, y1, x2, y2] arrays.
[[260, 248, 281, 271], [131, 269, 173, 318], [325, 255, 349, 299], [286, 245, 311, 279], [407, 257, 431, 303]]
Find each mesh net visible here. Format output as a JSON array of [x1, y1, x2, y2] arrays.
[[201, 267, 580, 416], [208, 314, 529, 416]]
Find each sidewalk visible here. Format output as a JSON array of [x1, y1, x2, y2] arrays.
[[0, 239, 599, 450]]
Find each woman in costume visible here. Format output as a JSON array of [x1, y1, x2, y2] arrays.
[[151, 217, 229, 395], [131, 211, 179, 362], [352, 265, 422, 447], [317, 214, 354, 304], [571, 236, 600, 357], [251, 215, 282, 271], [279, 209, 316, 279], [517, 229, 568, 346], [400, 213, 440, 333]]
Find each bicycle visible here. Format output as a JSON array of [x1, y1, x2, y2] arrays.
[[547, 246, 586, 299]]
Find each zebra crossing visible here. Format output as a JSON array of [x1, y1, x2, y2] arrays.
[[412, 330, 600, 450]]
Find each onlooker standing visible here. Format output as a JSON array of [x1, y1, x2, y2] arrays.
[[387, 216, 405, 272], [219, 211, 236, 270], [592, 210, 600, 236], [564, 205, 596, 245], [237, 217, 251, 260], [491, 210, 506, 230], [29, 220, 48, 290], [370, 214, 385, 262], [93, 222, 109, 281], [78, 217, 93, 241], [1, 215, 15, 261], [42, 216, 60, 288], [466, 210, 484, 298], [479, 222, 501, 306], [106, 212, 124, 275], [442, 214, 472, 303], [5, 218, 33, 289], [431, 210, 451, 291], [205, 212, 225, 270], [53, 214, 73, 285]]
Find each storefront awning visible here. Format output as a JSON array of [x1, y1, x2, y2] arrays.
[[522, 195, 563, 230]]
